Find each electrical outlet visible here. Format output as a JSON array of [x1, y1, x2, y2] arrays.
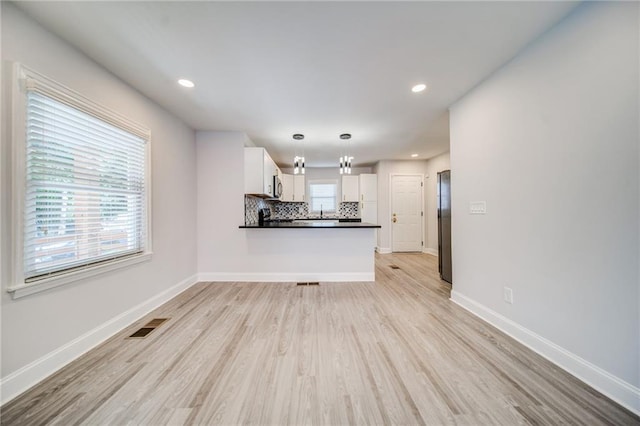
[[503, 287, 513, 304]]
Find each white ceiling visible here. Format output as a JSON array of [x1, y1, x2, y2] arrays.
[[15, 1, 578, 168]]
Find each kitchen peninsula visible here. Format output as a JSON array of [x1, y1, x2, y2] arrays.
[[240, 221, 379, 229], [238, 220, 380, 282], [238, 146, 380, 282]]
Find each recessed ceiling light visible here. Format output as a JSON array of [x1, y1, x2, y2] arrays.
[[411, 84, 427, 93], [411, 153, 419, 158], [178, 79, 195, 88]]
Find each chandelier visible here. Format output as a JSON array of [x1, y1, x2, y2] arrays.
[[293, 133, 305, 175], [339, 133, 353, 175]]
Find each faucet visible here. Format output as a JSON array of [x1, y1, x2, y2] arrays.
[[320, 205, 323, 218]]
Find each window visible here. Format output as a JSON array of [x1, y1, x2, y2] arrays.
[[10, 65, 151, 298], [308, 180, 337, 213]]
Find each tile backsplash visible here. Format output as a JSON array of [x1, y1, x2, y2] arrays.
[[339, 202, 359, 218], [273, 202, 309, 219], [244, 196, 360, 224], [244, 195, 272, 225]]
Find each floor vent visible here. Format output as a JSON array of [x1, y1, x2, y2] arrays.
[[128, 318, 169, 339], [390, 265, 401, 270], [129, 328, 155, 338], [297, 282, 320, 286]]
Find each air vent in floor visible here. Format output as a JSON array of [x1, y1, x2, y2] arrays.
[[129, 328, 155, 338], [128, 318, 169, 339], [297, 282, 320, 286]]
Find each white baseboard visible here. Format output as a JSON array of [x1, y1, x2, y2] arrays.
[[376, 247, 392, 254], [198, 272, 374, 282], [0, 274, 199, 406], [450, 290, 640, 416], [423, 248, 438, 256]]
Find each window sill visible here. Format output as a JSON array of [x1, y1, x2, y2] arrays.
[[7, 252, 153, 299]]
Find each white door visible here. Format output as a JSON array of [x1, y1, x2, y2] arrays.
[[391, 175, 422, 252]]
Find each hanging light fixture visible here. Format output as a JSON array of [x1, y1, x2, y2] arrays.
[[339, 133, 353, 175], [293, 133, 305, 175]]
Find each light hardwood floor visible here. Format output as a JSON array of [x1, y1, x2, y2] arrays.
[[2, 253, 638, 425]]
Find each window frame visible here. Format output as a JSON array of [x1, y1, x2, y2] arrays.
[[308, 179, 338, 214], [8, 64, 152, 299]]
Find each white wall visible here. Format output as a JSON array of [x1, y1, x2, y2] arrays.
[[424, 152, 450, 254], [196, 131, 247, 274], [1, 3, 197, 400], [449, 1, 639, 411]]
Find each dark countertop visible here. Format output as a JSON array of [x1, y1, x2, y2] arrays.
[[266, 217, 358, 221], [297, 217, 347, 220], [239, 221, 380, 229]]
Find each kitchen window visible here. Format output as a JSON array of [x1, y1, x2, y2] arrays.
[[308, 180, 337, 213], [9, 64, 151, 298]]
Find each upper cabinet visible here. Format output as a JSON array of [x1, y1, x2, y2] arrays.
[[359, 174, 377, 202], [341, 175, 359, 202], [281, 174, 305, 202], [245, 147, 280, 197], [281, 174, 294, 202], [293, 175, 306, 202]]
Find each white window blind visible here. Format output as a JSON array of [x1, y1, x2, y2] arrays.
[[23, 90, 147, 281], [309, 182, 337, 212]]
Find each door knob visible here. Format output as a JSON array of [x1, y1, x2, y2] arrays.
[[392, 217, 397, 223]]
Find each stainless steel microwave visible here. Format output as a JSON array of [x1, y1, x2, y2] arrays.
[[273, 175, 283, 199]]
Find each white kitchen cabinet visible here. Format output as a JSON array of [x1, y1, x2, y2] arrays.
[[361, 201, 377, 224], [341, 175, 359, 202], [263, 152, 276, 195], [293, 175, 305, 202], [281, 174, 305, 202], [359, 174, 377, 202], [358, 174, 377, 225], [245, 147, 277, 197], [281, 174, 294, 202]]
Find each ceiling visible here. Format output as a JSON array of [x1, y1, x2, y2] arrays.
[[14, 1, 579, 168]]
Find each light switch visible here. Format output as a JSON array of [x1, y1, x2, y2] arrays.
[[470, 201, 486, 215]]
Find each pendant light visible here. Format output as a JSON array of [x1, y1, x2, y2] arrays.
[[293, 133, 305, 175], [339, 133, 353, 175]]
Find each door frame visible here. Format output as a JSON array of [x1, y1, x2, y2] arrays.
[[389, 173, 425, 253]]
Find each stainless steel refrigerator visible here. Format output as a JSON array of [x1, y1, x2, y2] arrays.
[[437, 170, 452, 284]]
